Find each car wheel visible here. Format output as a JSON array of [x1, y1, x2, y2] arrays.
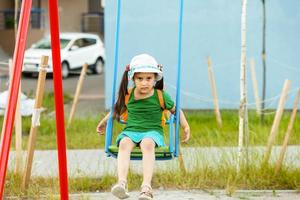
[[62, 62, 69, 78], [92, 58, 104, 74], [22, 72, 32, 78]]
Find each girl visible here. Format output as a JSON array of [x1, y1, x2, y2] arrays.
[[96, 54, 190, 200]]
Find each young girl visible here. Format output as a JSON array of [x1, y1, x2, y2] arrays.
[[96, 54, 190, 200]]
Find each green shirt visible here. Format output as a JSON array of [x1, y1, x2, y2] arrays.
[[124, 88, 175, 135]]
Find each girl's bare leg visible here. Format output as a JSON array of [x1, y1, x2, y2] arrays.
[[117, 137, 135, 182], [140, 138, 156, 186]]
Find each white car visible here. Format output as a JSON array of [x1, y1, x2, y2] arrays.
[[22, 32, 105, 78]]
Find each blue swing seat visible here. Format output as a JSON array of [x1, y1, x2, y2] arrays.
[[108, 145, 173, 160], [105, 115, 176, 160]]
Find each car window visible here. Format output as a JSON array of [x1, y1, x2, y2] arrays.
[[60, 39, 71, 48], [33, 38, 71, 49], [72, 38, 97, 49], [82, 38, 97, 46]]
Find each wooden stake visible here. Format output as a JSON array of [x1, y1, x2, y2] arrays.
[[22, 56, 48, 189], [178, 151, 186, 175], [68, 63, 88, 126], [263, 79, 291, 165], [207, 57, 222, 127], [9, 58, 23, 174], [9, 59, 22, 174], [275, 89, 300, 174], [250, 58, 261, 115], [14, 89, 22, 174]]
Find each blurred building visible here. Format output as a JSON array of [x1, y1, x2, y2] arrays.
[[0, 0, 104, 56]]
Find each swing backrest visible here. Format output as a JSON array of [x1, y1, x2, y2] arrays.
[[120, 88, 169, 126]]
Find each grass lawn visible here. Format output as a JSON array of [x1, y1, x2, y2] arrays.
[[1, 93, 300, 197], [2, 109, 299, 150]]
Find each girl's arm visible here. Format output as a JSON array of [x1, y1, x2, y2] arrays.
[[170, 106, 190, 143], [96, 112, 111, 135], [179, 110, 190, 143]]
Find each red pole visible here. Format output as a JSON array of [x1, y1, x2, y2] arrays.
[[48, 0, 69, 199], [0, 0, 32, 198]]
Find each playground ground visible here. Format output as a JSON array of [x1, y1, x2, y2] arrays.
[[6, 148, 300, 199], [5, 190, 300, 199], [69, 190, 300, 200]]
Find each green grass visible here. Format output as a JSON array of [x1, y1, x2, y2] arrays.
[[2, 109, 299, 150], [4, 163, 300, 198], [1, 93, 300, 197]]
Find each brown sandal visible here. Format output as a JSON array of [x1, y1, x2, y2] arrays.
[[138, 185, 153, 200], [111, 180, 130, 199]]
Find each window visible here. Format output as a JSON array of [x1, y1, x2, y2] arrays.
[[32, 38, 71, 49], [73, 38, 96, 48]]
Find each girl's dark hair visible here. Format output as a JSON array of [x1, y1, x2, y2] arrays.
[[113, 70, 129, 120], [154, 77, 164, 90], [113, 71, 164, 120]]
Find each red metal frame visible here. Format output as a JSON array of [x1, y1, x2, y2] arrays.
[[0, 0, 33, 198], [48, 0, 69, 199], [0, 0, 69, 199]]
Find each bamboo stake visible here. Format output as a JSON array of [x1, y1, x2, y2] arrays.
[[13, 2, 22, 174], [261, 0, 267, 123], [22, 56, 48, 189], [173, 118, 186, 173], [68, 63, 88, 126], [14, 0, 19, 38], [9, 58, 23, 174], [250, 58, 261, 115], [263, 79, 291, 165], [275, 89, 300, 174], [15, 83, 23, 174], [178, 151, 187, 174], [237, 0, 248, 172], [207, 57, 222, 127]]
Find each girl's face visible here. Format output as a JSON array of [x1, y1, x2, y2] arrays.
[[133, 72, 156, 94]]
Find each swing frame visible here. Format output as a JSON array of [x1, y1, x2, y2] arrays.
[[104, 0, 184, 160]]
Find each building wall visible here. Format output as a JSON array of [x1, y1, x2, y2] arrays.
[[104, 0, 300, 109], [0, 1, 12, 9], [0, 0, 89, 56], [41, 0, 88, 33], [0, 29, 44, 56], [0, 0, 45, 55]]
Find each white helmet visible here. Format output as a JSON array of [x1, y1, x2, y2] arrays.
[[128, 54, 163, 81]]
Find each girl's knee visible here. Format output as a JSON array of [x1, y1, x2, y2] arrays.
[[140, 138, 155, 153], [119, 137, 134, 151]]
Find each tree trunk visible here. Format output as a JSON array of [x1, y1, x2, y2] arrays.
[[237, 0, 248, 172], [261, 0, 267, 123]]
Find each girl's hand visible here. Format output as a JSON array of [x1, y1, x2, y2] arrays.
[[96, 120, 107, 135], [181, 125, 190, 143]]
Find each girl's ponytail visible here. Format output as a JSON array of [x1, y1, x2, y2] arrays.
[[113, 67, 129, 120], [154, 64, 164, 90], [154, 77, 164, 90]]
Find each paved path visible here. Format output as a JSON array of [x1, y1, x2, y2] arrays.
[[0, 68, 106, 115], [5, 190, 300, 199], [70, 190, 300, 200], [7, 146, 300, 177], [6, 146, 300, 199]]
